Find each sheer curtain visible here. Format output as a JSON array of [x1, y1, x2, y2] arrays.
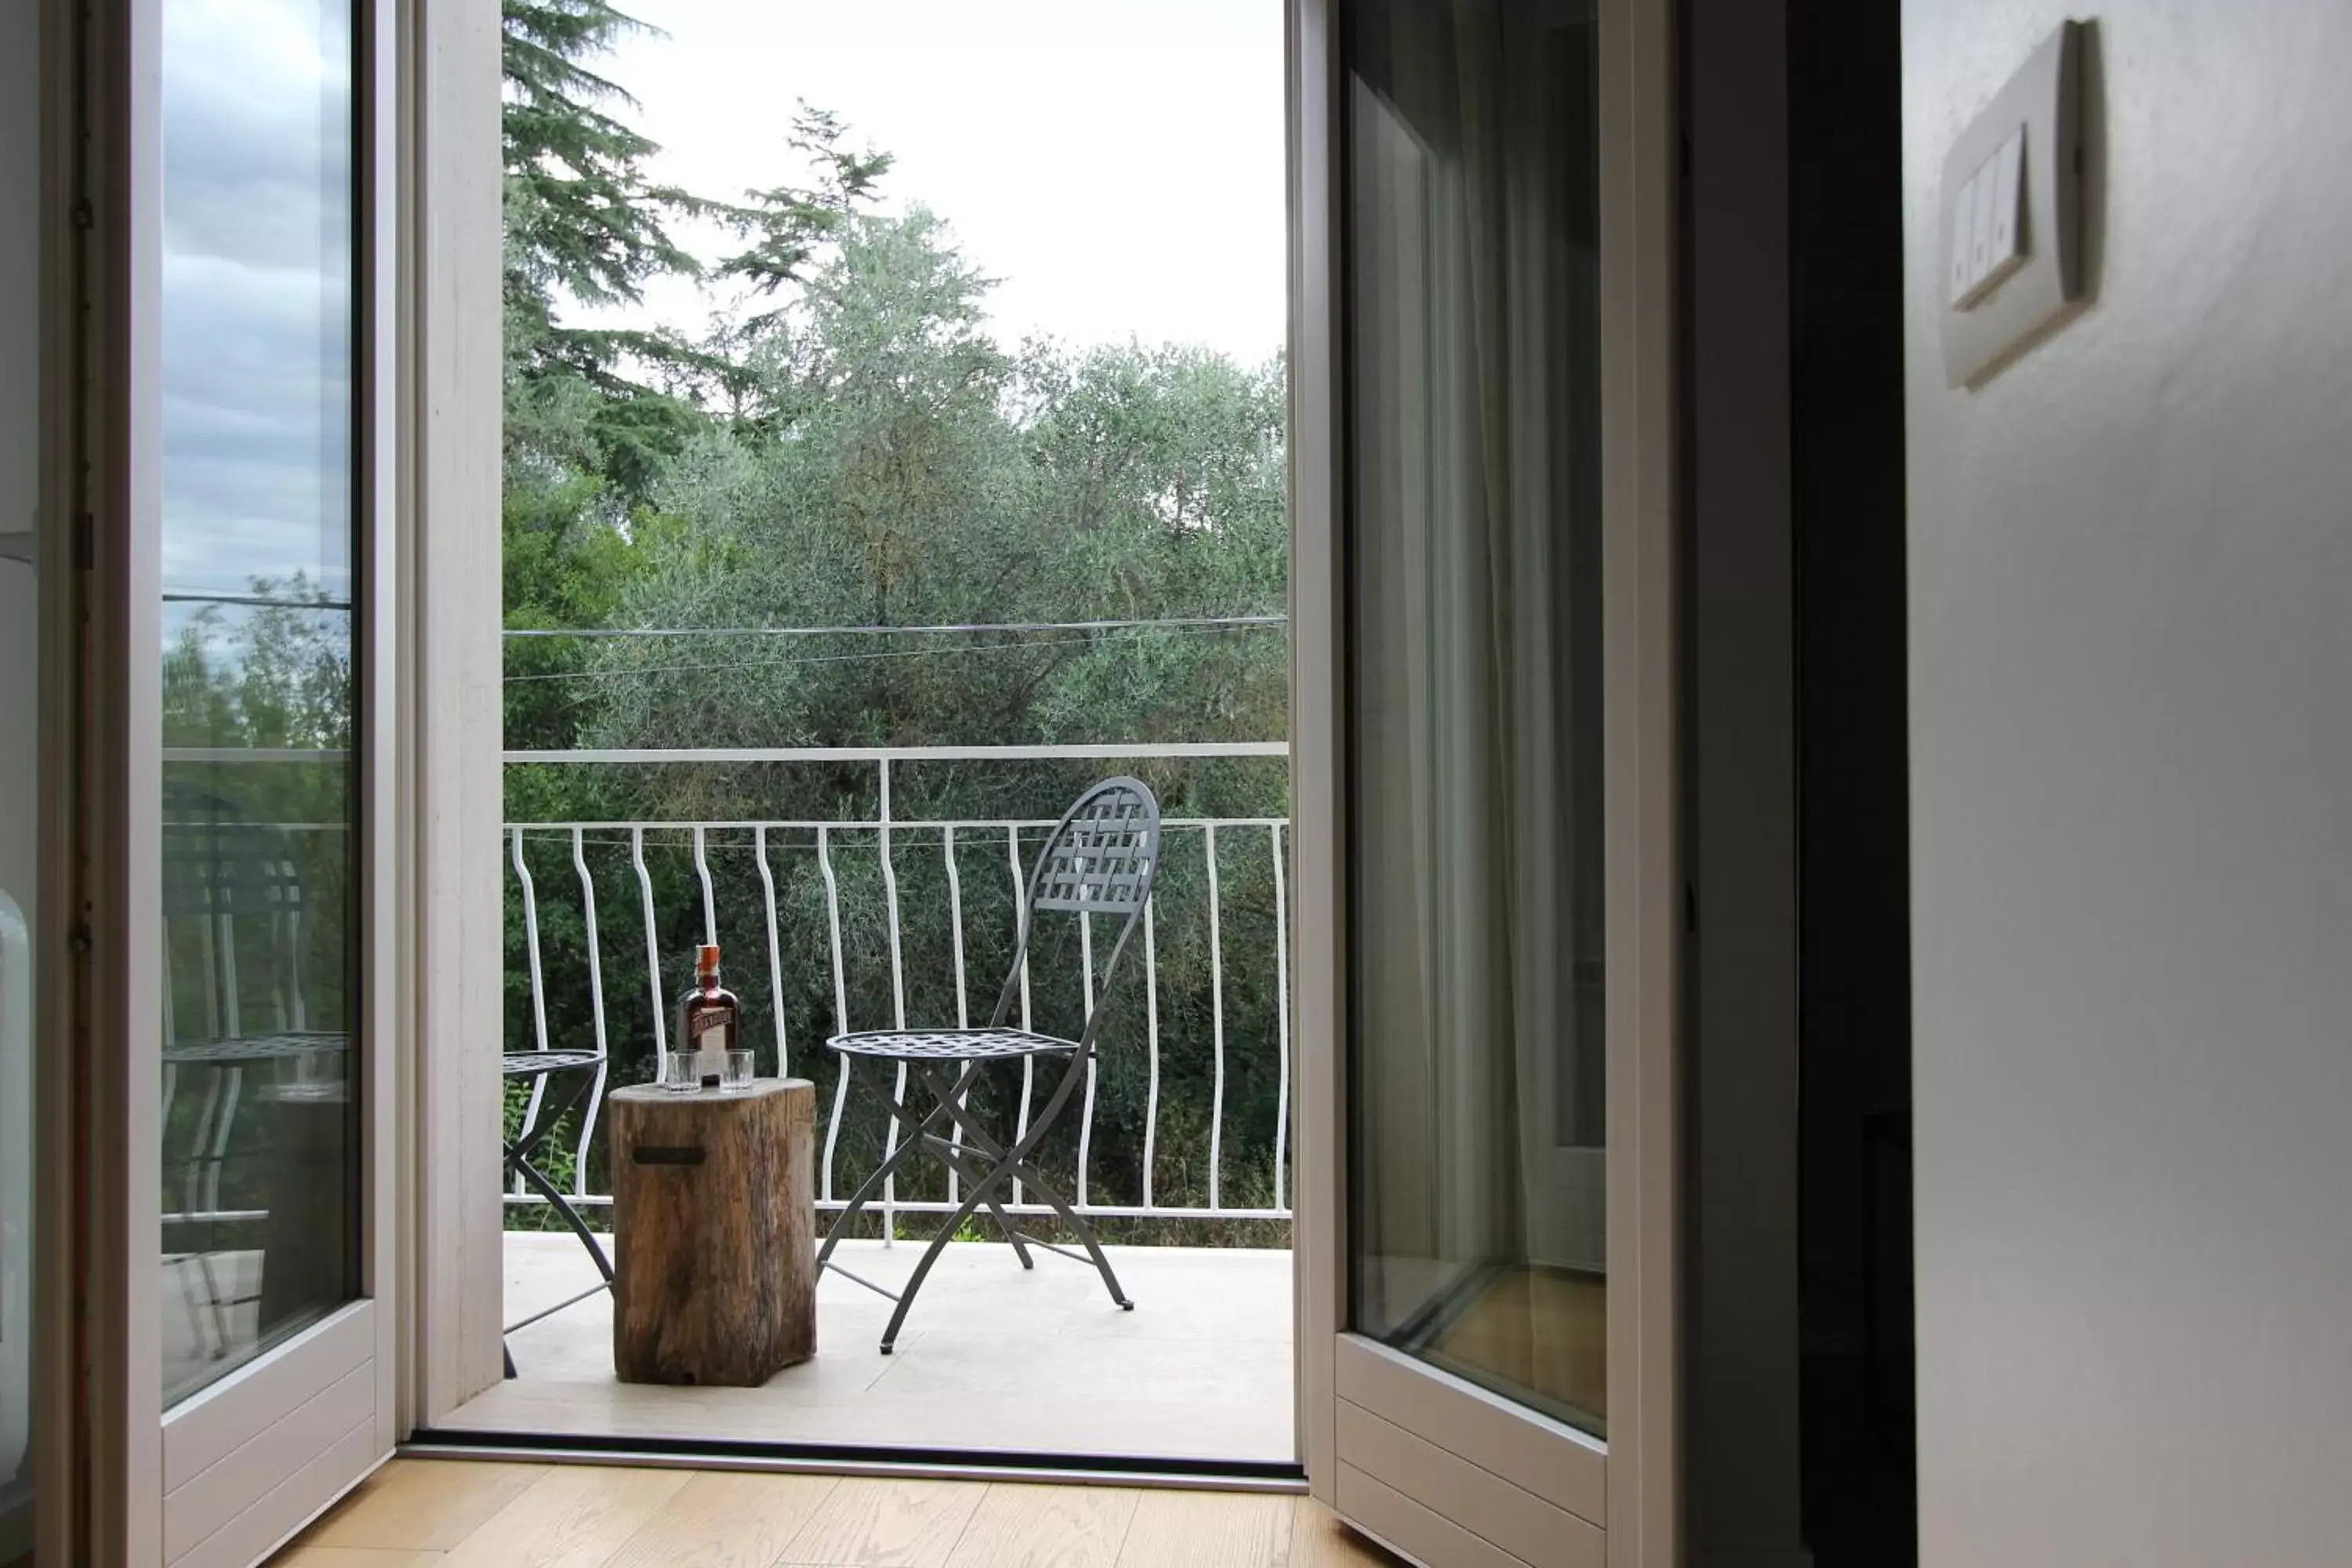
[[1346, 0, 1605, 1432]]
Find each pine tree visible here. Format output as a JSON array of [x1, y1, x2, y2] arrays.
[[501, 1, 893, 489], [503, 0, 697, 354]]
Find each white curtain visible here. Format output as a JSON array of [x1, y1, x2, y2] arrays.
[[1348, 0, 1606, 1346]]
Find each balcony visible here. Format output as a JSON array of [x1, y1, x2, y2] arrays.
[[445, 744, 1298, 1465]]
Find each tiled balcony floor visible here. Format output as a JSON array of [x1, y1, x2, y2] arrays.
[[441, 1232, 1296, 1465]]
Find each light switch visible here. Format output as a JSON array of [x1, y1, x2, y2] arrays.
[[1939, 21, 2086, 387], [1983, 127, 2027, 289], [1968, 162, 1998, 293], [1947, 170, 1980, 306], [1953, 124, 2029, 310]]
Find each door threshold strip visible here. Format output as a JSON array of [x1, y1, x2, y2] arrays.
[[403, 1428, 1307, 1494]]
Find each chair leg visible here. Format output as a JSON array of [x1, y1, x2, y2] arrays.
[[877, 1167, 1020, 1354], [918, 1064, 1032, 1269], [920, 1128, 1035, 1271], [817, 1089, 954, 1266], [503, 1066, 615, 1283], [508, 1152, 614, 1285], [982, 1046, 1130, 1310], [850, 1049, 1134, 1350], [894, 1051, 1131, 1341], [1002, 1156, 1132, 1312]]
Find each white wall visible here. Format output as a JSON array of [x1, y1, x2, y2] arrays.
[[1904, 3, 2352, 1564]]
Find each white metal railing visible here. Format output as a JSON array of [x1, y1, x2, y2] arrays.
[[503, 743, 1294, 1230]]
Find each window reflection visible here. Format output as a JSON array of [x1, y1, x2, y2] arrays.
[[1344, 0, 1607, 1436], [158, 0, 360, 1406]]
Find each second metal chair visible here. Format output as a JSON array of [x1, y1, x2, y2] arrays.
[[818, 775, 1162, 1352]]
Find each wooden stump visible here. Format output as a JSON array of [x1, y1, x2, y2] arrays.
[[610, 1078, 815, 1385]]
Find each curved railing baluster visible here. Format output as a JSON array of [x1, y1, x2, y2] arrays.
[[818, 824, 850, 1204], [513, 829, 551, 1195], [693, 824, 717, 947], [571, 827, 608, 1199], [1077, 908, 1096, 1209], [633, 827, 666, 1057], [944, 825, 969, 1205], [1007, 823, 1033, 1210], [1143, 892, 1160, 1210], [1204, 823, 1226, 1213], [1271, 822, 1290, 1212], [880, 768, 908, 1243], [756, 825, 788, 1075]]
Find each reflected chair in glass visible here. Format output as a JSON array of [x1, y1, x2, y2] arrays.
[[158, 788, 351, 1377], [819, 776, 1161, 1352]]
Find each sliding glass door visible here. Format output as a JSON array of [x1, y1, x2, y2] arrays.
[[1290, 0, 1678, 1562], [1345, 0, 1610, 1441], [80, 0, 401, 1557], [158, 0, 365, 1416]]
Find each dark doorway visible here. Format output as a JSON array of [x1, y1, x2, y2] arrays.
[[1788, 0, 1915, 1563], [1682, 0, 1913, 1563]]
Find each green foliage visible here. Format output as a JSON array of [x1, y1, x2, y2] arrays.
[[163, 582, 354, 757], [499, 5, 1290, 1236], [502, 0, 700, 378]]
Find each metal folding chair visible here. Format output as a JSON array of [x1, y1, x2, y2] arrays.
[[499, 1047, 613, 1376], [818, 776, 1162, 1352]]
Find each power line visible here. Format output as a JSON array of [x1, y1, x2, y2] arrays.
[[503, 620, 1278, 684], [503, 614, 1287, 640]]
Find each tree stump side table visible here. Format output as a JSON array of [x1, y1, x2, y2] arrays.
[[610, 1078, 815, 1385]]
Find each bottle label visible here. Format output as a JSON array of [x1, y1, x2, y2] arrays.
[[686, 1001, 733, 1054]]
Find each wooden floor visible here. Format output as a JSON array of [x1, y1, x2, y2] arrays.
[[463, 1236, 1294, 1464], [270, 1458, 1400, 1567]]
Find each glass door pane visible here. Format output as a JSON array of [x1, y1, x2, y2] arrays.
[[1345, 0, 1606, 1439], [2, 0, 43, 1546], [157, 0, 360, 1407]]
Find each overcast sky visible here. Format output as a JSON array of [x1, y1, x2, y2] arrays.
[[162, 0, 353, 605], [579, 0, 1288, 362]]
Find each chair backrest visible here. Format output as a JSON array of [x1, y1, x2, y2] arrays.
[[992, 777, 1162, 1049], [161, 785, 313, 1045]]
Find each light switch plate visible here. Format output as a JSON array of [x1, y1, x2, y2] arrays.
[[1984, 127, 2026, 288], [1938, 21, 2087, 387], [1952, 125, 2029, 310], [1947, 169, 1980, 307]]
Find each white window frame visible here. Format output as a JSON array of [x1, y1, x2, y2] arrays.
[[66, 0, 434, 1556], [400, 0, 511, 1428]]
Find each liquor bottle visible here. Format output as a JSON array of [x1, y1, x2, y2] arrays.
[[676, 944, 740, 1086]]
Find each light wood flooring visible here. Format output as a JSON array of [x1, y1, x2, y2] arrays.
[[270, 1458, 1401, 1568]]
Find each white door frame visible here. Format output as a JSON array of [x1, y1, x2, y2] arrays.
[[1287, 0, 1680, 1561], [399, 0, 510, 1428], [78, 0, 406, 1557]]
